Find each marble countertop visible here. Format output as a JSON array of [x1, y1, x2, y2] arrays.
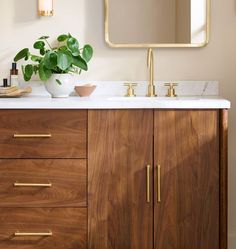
[[0, 95, 230, 109], [0, 81, 231, 109]]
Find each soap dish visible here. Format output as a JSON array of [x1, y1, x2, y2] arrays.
[[75, 84, 96, 97], [0, 86, 32, 98]]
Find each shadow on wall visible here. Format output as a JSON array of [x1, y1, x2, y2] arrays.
[[13, 0, 38, 23], [84, 0, 108, 56]]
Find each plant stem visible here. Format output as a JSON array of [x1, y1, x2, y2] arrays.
[[68, 69, 78, 74], [45, 39, 53, 50]]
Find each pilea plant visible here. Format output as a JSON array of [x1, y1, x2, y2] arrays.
[[14, 33, 93, 84]]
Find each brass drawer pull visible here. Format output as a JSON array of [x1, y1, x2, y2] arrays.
[[14, 231, 52, 236], [146, 165, 151, 203], [14, 182, 52, 187], [157, 164, 161, 203], [13, 134, 52, 138]]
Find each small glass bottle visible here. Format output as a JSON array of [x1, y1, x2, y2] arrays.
[[10, 63, 19, 87], [3, 78, 8, 87]]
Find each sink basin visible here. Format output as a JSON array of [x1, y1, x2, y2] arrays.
[[107, 96, 200, 101]]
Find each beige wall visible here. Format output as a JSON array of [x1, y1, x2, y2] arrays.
[[0, 0, 236, 246]]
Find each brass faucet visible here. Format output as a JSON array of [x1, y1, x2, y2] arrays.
[[164, 83, 178, 97], [147, 48, 156, 97], [124, 83, 137, 97]]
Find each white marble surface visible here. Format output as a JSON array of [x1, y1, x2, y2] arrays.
[[0, 81, 230, 109], [0, 95, 230, 109], [20, 80, 219, 97]]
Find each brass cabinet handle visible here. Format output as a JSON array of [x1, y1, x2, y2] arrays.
[[146, 165, 151, 203], [157, 165, 161, 203], [13, 134, 52, 138], [14, 182, 52, 187], [14, 231, 52, 236]]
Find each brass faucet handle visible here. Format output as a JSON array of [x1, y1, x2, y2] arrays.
[[124, 83, 138, 97], [164, 83, 178, 97], [124, 83, 138, 87], [164, 83, 178, 87]]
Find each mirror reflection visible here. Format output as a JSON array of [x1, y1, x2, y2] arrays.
[[106, 0, 209, 47]]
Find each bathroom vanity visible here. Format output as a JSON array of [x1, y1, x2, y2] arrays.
[[0, 87, 230, 249]]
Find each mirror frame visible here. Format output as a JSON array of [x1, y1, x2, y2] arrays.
[[105, 0, 210, 48]]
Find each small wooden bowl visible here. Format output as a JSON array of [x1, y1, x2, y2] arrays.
[[74, 85, 96, 97]]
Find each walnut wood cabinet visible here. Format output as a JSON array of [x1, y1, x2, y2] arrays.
[[0, 110, 87, 249], [88, 109, 228, 249], [0, 109, 228, 249], [88, 110, 154, 249]]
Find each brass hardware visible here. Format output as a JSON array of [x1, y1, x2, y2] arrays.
[[13, 134, 52, 138], [124, 83, 137, 97], [146, 165, 151, 203], [147, 49, 157, 97], [14, 182, 52, 187], [164, 83, 178, 97], [14, 231, 52, 236], [157, 165, 161, 203], [104, 0, 210, 48], [38, 10, 54, 16], [38, 0, 54, 17]]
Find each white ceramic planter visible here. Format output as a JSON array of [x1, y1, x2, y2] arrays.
[[44, 74, 74, 98]]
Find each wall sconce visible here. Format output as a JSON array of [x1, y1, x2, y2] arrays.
[[38, 0, 54, 17]]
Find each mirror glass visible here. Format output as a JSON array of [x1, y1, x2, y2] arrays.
[[105, 0, 209, 47]]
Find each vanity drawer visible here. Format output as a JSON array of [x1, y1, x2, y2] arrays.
[[0, 110, 87, 158], [0, 159, 87, 207], [0, 208, 87, 249]]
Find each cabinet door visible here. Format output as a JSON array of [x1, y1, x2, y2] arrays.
[[88, 110, 153, 249], [154, 110, 219, 249]]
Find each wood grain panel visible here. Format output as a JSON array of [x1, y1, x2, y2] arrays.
[[154, 110, 219, 249], [0, 110, 87, 158], [0, 159, 86, 207], [220, 109, 228, 249], [88, 110, 153, 249], [0, 208, 87, 249]]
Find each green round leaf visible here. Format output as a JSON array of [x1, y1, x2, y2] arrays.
[[40, 48, 46, 56], [82, 45, 93, 62], [57, 51, 73, 71], [33, 65, 39, 74], [31, 55, 42, 63], [57, 34, 68, 42], [39, 61, 52, 81], [25, 64, 34, 79], [22, 66, 30, 81], [14, 48, 29, 62], [33, 41, 45, 50], [44, 51, 58, 69], [73, 55, 88, 71], [59, 46, 68, 52], [67, 37, 79, 52]]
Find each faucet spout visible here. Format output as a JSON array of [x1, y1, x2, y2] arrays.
[[147, 48, 157, 97]]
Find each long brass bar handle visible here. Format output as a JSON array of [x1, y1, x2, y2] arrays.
[[13, 134, 52, 138], [146, 165, 151, 203], [14, 231, 52, 236], [157, 165, 161, 203], [14, 182, 52, 187]]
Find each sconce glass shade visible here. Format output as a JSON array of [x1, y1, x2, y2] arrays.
[[38, 0, 54, 16]]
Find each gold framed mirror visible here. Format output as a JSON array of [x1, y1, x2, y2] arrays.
[[105, 0, 210, 48]]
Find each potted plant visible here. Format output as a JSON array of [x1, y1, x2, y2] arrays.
[[14, 33, 93, 97]]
